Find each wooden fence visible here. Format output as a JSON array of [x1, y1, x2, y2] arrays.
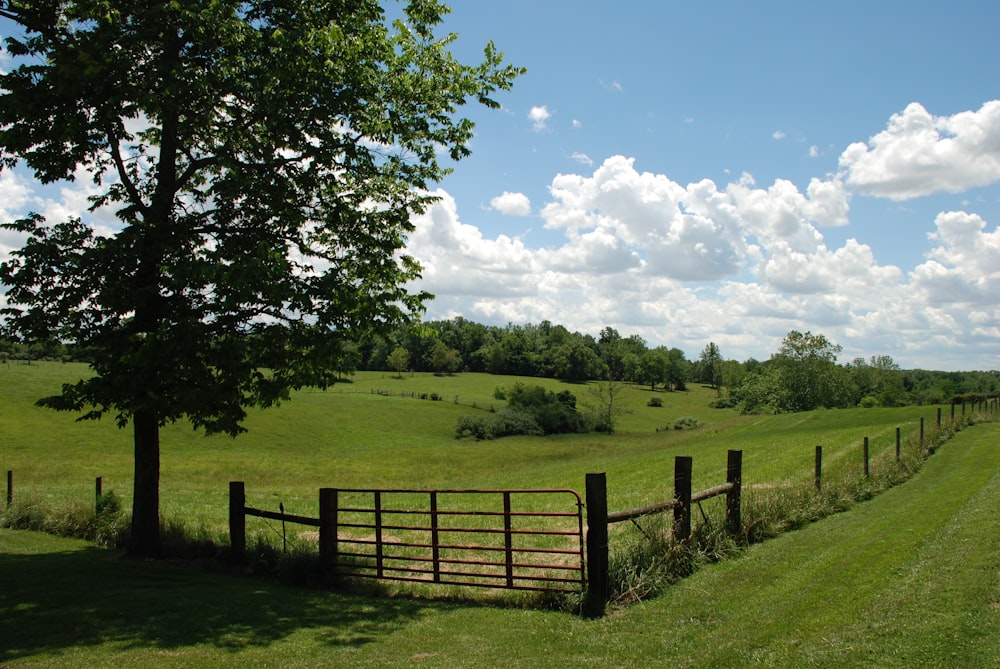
[[582, 449, 743, 617], [228, 449, 742, 617]]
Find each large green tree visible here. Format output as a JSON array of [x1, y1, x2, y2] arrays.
[[0, 0, 522, 556]]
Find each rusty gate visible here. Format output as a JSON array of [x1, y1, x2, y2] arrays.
[[317, 487, 585, 593]]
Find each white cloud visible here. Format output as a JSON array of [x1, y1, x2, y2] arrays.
[[571, 152, 593, 166], [572, 119, 582, 129], [528, 105, 551, 132], [489, 191, 532, 216], [772, 130, 786, 140], [910, 211, 1000, 305], [809, 145, 820, 158], [839, 100, 1000, 200]]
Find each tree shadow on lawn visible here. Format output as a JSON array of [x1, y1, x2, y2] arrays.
[[0, 541, 430, 663]]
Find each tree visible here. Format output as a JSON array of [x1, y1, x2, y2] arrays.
[[637, 349, 669, 391], [699, 342, 723, 396], [0, 1, 522, 556], [430, 340, 462, 375], [387, 346, 411, 379], [664, 347, 690, 391], [583, 379, 631, 433], [735, 330, 850, 413]]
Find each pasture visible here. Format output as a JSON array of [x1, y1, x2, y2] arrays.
[[1, 401, 997, 667], [1, 361, 938, 533]]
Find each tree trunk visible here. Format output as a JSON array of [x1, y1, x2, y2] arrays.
[[128, 408, 162, 557]]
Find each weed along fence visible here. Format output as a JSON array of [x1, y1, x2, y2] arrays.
[[230, 482, 587, 594], [582, 450, 743, 617]]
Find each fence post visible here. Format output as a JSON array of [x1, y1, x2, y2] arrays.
[[920, 417, 925, 449], [815, 446, 822, 493], [229, 481, 246, 563], [673, 456, 692, 542], [937, 407, 942, 429], [584, 472, 609, 618], [95, 476, 103, 513], [6, 470, 11, 507], [725, 450, 742, 536], [319, 488, 339, 585], [863, 437, 870, 478], [951, 403, 955, 422], [895, 428, 901, 462]]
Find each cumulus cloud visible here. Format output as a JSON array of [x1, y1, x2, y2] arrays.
[[839, 100, 1000, 200], [772, 130, 786, 140], [910, 211, 1000, 305], [489, 191, 531, 216], [528, 105, 551, 132]]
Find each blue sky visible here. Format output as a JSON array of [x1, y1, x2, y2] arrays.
[[2, 2, 999, 371], [402, 1, 1000, 370]]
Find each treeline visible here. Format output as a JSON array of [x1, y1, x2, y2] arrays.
[[4, 318, 998, 412]]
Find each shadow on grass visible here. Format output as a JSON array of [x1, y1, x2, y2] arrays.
[[0, 536, 430, 663]]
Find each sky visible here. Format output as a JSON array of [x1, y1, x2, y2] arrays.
[[2, 1, 999, 371], [403, 0, 1000, 371]]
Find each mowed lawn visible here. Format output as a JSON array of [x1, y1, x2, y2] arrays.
[[2, 421, 997, 667]]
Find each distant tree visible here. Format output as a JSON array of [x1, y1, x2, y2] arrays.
[[664, 347, 690, 391], [430, 340, 462, 375], [637, 349, 669, 390], [736, 330, 850, 413], [0, 0, 522, 556], [699, 342, 723, 396], [551, 339, 606, 382], [387, 347, 411, 379], [583, 379, 631, 433]]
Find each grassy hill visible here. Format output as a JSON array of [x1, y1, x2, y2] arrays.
[[1, 361, 940, 529]]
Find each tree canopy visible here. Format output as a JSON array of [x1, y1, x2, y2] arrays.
[[0, 0, 522, 555]]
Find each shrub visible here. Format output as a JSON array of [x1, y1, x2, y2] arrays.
[[647, 395, 663, 408], [858, 395, 879, 408], [455, 409, 544, 440], [708, 396, 739, 409]]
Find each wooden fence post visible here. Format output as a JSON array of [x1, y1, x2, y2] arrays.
[[6, 470, 11, 507], [584, 472, 609, 618], [726, 450, 742, 536], [95, 476, 103, 513], [319, 488, 339, 585], [863, 437, 870, 478], [920, 417, 925, 449], [673, 456, 692, 542], [937, 407, 942, 429], [951, 403, 955, 422], [229, 481, 246, 563], [815, 446, 822, 493], [895, 428, 901, 462]]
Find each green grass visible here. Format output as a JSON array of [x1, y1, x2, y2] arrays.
[[0, 361, 947, 529], [2, 421, 997, 667]]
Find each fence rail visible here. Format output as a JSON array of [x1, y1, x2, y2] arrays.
[[583, 449, 743, 617]]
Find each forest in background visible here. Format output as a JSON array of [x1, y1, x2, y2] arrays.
[[3, 316, 997, 413]]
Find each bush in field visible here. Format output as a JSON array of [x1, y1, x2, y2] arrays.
[[455, 409, 543, 440], [647, 395, 663, 408], [457, 382, 586, 440]]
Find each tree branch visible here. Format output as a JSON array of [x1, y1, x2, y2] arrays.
[[104, 124, 151, 218]]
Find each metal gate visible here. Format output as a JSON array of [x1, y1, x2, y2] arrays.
[[319, 487, 586, 594]]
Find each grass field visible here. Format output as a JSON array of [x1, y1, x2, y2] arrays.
[[2, 419, 997, 667], [0, 361, 945, 530]]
